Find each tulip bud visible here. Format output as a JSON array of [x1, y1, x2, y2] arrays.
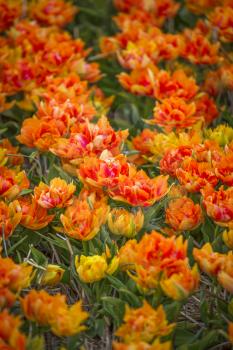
[[75, 253, 118, 283], [223, 229, 233, 249], [108, 208, 144, 238], [41, 264, 65, 286]]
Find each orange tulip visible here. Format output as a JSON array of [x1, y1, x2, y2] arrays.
[[0, 257, 33, 291], [0, 200, 22, 239], [182, 29, 220, 65], [0, 310, 26, 350], [18, 195, 54, 230], [186, 0, 221, 14], [193, 243, 224, 275], [21, 289, 88, 337], [152, 97, 199, 133], [78, 152, 130, 189], [208, 6, 233, 42], [213, 152, 233, 186], [60, 190, 109, 240], [176, 158, 218, 192], [217, 252, 233, 293], [109, 171, 168, 207], [0, 287, 16, 308], [113, 339, 171, 350], [0, 166, 29, 200], [228, 323, 233, 344], [0, 0, 21, 32], [160, 146, 192, 177], [0, 139, 23, 166], [115, 301, 175, 343], [34, 177, 76, 209], [201, 185, 233, 227], [194, 93, 219, 125], [165, 197, 203, 231], [28, 0, 78, 27], [154, 69, 198, 101]]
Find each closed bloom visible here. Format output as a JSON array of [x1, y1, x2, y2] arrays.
[[201, 185, 233, 227], [60, 190, 109, 240], [223, 229, 233, 249], [21, 290, 88, 337], [18, 195, 54, 230], [217, 252, 233, 293], [151, 97, 199, 133], [0, 257, 33, 291], [160, 264, 199, 300], [75, 252, 119, 283], [115, 301, 175, 343], [0, 167, 29, 200], [34, 178, 76, 209], [0, 200, 22, 239], [40, 264, 65, 286], [166, 197, 203, 231], [0, 310, 26, 350], [108, 208, 144, 238], [176, 158, 218, 192]]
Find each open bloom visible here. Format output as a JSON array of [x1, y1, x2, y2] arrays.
[[0, 0, 21, 32], [0, 257, 33, 292], [0, 139, 23, 166], [213, 152, 233, 186], [28, 0, 77, 27], [50, 116, 128, 162], [121, 231, 199, 299], [182, 29, 220, 65], [113, 339, 171, 350], [0, 200, 22, 239], [0, 167, 29, 200], [176, 158, 218, 192], [75, 251, 119, 283], [18, 195, 54, 230], [160, 146, 192, 177], [208, 6, 233, 42], [154, 69, 198, 101], [34, 177, 76, 209], [108, 208, 144, 237], [109, 171, 169, 207], [115, 301, 175, 343], [201, 185, 233, 227], [151, 97, 199, 133], [165, 197, 203, 231], [194, 94, 218, 125], [60, 190, 109, 240], [21, 290, 88, 337], [78, 152, 130, 189], [0, 310, 26, 350]]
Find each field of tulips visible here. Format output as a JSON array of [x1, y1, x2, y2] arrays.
[[0, 0, 233, 349]]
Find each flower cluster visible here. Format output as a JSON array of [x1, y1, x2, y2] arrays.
[[119, 231, 199, 300]]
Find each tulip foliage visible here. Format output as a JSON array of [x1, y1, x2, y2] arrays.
[[0, 0, 233, 349]]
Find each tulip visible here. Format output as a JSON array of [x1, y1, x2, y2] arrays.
[[165, 196, 203, 231], [223, 229, 233, 249], [115, 302, 175, 343], [34, 178, 76, 209], [75, 253, 119, 283], [0, 310, 26, 350], [40, 264, 65, 286], [18, 195, 54, 230], [108, 208, 144, 238], [0, 200, 22, 239]]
